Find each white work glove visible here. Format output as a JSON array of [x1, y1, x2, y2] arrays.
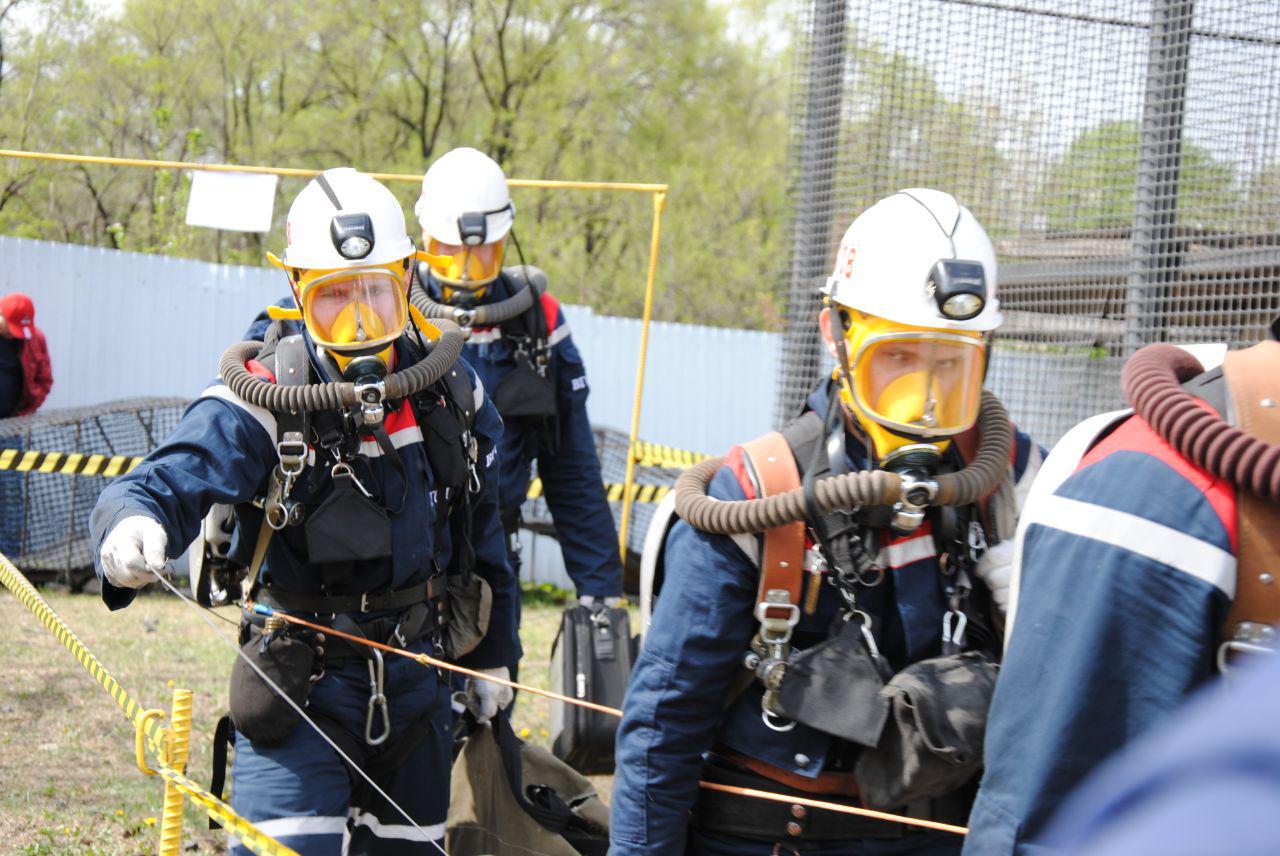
[[578, 596, 624, 609], [975, 538, 1016, 611], [99, 515, 169, 590], [464, 667, 513, 724]]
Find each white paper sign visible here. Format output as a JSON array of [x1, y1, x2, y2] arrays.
[[185, 170, 279, 233]]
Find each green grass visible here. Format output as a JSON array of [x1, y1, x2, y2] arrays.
[[0, 584, 603, 854]]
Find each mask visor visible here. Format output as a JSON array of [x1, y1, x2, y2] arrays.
[[427, 237, 505, 286], [851, 332, 985, 438], [300, 268, 407, 353]]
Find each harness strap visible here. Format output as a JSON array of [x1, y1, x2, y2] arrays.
[[740, 431, 806, 630], [208, 715, 236, 830], [1222, 340, 1280, 639], [242, 513, 274, 604], [259, 578, 445, 615]]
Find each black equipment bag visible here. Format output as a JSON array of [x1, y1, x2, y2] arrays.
[[549, 603, 634, 774]]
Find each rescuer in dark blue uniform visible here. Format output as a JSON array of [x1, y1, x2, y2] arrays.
[[94, 168, 520, 855], [611, 190, 1042, 855], [412, 147, 623, 605]]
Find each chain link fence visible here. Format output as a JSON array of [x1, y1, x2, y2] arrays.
[[776, 0, 1280, 444]]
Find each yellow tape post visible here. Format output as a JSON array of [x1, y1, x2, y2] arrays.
[[0, 556, 298, 856]]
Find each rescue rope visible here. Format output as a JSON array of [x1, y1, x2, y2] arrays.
[[250, 602, 971, 836], [250, 603, 625, 718], [147, 573, 451, 855], [1123, 342, 1280, 501], [0, 556, 298, 856], [673, 390, 1013, 535], [696, 782, 968, 836], [219, 319, 466, 413]]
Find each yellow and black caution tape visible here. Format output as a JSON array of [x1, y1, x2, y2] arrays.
[[633, 440, 710, 469], [525, 477, 672, 505], [0, 448, 142, 478], [1, 447, 687, 504], [0, 555, 298, 856]]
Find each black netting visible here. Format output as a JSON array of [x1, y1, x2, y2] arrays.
[[0, 398, 187, 582], [776, 0, 1280, 444]]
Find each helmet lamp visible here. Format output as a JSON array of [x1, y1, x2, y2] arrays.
[[928, 259, 987, 321], [331, 213, 375, 260]]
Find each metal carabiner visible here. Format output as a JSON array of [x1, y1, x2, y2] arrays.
[[364, 650, 391, 746], [942, 609, 968, 651], [844, 609, 881, 659], [967, 521, 987, 562]]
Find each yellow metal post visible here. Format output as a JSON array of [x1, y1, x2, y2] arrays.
[[158, 688, 193, 856], [618, 190, 668, 561]]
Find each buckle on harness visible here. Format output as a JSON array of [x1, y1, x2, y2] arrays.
[[1217, 622, 1277, 674], [756, 590, 800, 643], [276, 432, 307, 475]]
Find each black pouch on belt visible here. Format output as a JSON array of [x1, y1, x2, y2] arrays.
[[229, 623, 317, 746], [304, 469, 393, 564], [774, 618, 892, 748], [441, 571, 493, 659], [492, 354, 557, 420], [855, 650, 998, 809]]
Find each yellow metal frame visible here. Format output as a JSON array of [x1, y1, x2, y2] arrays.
[[0, 147, 667, 560]]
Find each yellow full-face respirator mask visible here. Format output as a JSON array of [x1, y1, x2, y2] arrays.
[[425, 236, 506, 308], [831, 309, 988, 469], [271, 260, 413, 382]]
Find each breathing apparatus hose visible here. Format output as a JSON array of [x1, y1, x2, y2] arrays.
[[1123, 343, 1280, 501], [409, 265, 546, 327], [674, 390, 1013, 535], [219, 317, 467, 412]]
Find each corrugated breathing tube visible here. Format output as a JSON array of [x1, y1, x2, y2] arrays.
[[410, 264, 546, 327], [674, 390, 1013, 535], [1123, 342, 1280, 501], [219, 318, 466, 413]]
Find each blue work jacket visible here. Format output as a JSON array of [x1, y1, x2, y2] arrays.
[[89, 333, 521, 671], [1038, 652, 1280, 855], [963, 411, 1236, 855], [610, 382, 1041, 855], [424, 271, 623, 598]]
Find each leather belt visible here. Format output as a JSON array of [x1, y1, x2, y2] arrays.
[[716, 750, 860, 797], [260, 577, 446, 615]]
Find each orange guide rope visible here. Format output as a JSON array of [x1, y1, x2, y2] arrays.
[[255, 603, 970, 836], [257, 605, 624, 718]]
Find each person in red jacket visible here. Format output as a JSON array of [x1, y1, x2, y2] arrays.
[[0, 293, 52, 417]]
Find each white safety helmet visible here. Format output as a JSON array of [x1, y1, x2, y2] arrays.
[[825, 188, 1002, 333], [281, 167, 416, 270], [415, 147, 514, 247]]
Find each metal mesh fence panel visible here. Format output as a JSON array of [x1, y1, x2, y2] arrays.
[[776, 0, 1280, 445], [0, 398, 186, 582]]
